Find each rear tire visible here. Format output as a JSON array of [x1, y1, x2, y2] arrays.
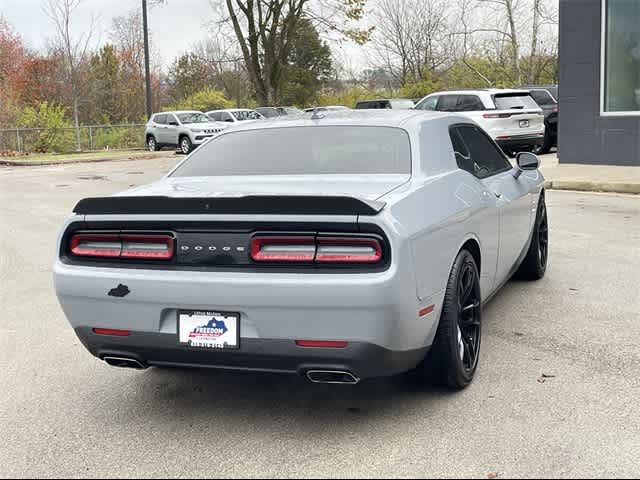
[[515, 194, 549, 280], [179, 136, 193, 155], [412, 250, 482, 390], [533, 132, 553, 155]]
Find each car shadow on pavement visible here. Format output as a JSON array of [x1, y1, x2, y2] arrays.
[[125, 366, 457, 425]]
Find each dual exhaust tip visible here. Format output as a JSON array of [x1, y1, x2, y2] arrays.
[[306, 370, 360, 385], [103, 357, 359, 384]]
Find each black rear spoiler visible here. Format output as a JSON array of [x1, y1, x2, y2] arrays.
[[73, 196, 386, 216]]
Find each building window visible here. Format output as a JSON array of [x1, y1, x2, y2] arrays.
[[603, 0, 640, 114]]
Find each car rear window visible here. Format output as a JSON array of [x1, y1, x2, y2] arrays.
[[493, 93, 540, 110], [171, 126, 411, 177]]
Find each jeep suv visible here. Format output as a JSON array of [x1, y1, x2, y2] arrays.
[[415, 89, 545, 156], [145, 111, 228, 154]]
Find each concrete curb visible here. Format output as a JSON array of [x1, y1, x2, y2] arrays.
[[545, 180, 640, 195], [0, 152, 176, 167]]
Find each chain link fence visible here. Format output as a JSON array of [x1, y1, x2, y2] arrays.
[[0, 124, 146, 154]]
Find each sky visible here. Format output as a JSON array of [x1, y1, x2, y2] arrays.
[[1, 0, 366, 70], [1, 0, 231, 67]]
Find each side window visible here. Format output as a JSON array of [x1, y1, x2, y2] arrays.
[[417, 96, 438, 111], [456, 125, 512, 179], [209, 112, 221, 121], [449, 128, 474, 175], [457, 95, 484, 112], [222, 112, 235, 122], [530, 90, 554, 106], [437, 95, 459, 112], [167, 114, 178, 125], [154, 114, 166, 125]]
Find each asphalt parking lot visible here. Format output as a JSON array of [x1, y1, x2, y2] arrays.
[[1, 158, 639, 478]]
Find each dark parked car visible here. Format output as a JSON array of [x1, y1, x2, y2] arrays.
[[355, 99, 415, 110], [255, 106, 304, 118], [521, 86, 558, 155]]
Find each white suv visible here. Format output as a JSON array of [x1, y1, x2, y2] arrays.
[[145, 111, 229, 154], [415, 89, 545, 155]]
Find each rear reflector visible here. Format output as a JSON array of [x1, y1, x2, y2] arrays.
[[419, 305, 435, 317], [295, 340, 348, 348], [316, 237, 382, 263], [70, 233, 174, 260], [93, 328, 131, 337], [251, 236, 316, 262]]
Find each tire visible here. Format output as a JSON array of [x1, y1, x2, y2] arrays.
[[147, 136, 158, 152], [515, 194, 549, 280], [179, 136, 193, 155], [533, 132, 553, 155], [412, 250, 482, 390]]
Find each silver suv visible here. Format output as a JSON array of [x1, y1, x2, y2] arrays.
[[145, 111, 228, 154]]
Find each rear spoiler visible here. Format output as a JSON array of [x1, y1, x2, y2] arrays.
[[73, 196, 386, 216]]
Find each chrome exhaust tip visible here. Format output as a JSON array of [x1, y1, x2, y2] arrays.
[[103, 356, 147, 370], [306, 370, 360, 385]]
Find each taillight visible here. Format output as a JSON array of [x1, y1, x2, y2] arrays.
[[251, 236, 316, 262], [250, 235, 383, 264], [70, 233, 174, 260], [70, 234, 121, 258], [483, 113, 512, 119], [316, 237, 382, 263], [93, 328, 131, 337], [120, 235, 174, 259]]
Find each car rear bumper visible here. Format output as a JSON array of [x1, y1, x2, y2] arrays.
[[496, 134, 545, 150], [75, 328, 428, 379], [54, 261, 442, 378]]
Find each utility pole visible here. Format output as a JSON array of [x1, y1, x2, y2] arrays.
[[142, 0, 153, 119]]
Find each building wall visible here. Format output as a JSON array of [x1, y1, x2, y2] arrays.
[[559, 0, 640, 166]]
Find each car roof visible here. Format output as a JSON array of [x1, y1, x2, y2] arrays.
[[216, 110, 460, 133], [208, 108, 256, 113], [159, 110, 205, 115], [427, 88, 531, 96]]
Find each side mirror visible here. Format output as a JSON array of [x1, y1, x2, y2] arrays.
[[169, 121, 179, 126], [514, 152, 540, 179]]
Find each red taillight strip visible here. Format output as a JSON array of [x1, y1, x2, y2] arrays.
[[70, 233, 174, 260], [295, 340, 348, 348], [483, 113, 512, 119], [316, 237, 382, 263], [93, 328, 131, 337], [120, 235, 174, 259], [70, 234, 121, 258], [251, 236, 316, 262]]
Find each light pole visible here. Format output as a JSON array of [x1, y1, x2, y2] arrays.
[[142, 0, 153, 119]]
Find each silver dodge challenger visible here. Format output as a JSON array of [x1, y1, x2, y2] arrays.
[[54, 110, 548, 389]]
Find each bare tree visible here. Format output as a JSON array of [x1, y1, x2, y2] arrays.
[[370, 0, 449, 86], [214, 0, 369, 105], [43, 0, 94, 151]]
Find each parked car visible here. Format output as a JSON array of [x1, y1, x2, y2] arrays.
[[54, 110, 548, 390], [355, 99, 415, 110], [145, 111, 228, 154], [206, 108, 264, 123], [415, 89, 545, 156], [303, 106, 351, 113], [255, 106, 304, 118], [520, 85, 558, 155]]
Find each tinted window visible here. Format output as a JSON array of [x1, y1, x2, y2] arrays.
[[208, 112, 222, 121], [416, 96, 438, 111], [232, 110, 262, 121], [493, 93, 540, 110], [154, 114, 167, 125], [172, 127, 411, 177], [167, 114, 178, 125], [529, 90, 555, 106], [457, 95, 485, 111], [456, 125, 512, 179], [449, 128, 474, 175], [221, 112, 235, 122], [437, 95, 459, 112]]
